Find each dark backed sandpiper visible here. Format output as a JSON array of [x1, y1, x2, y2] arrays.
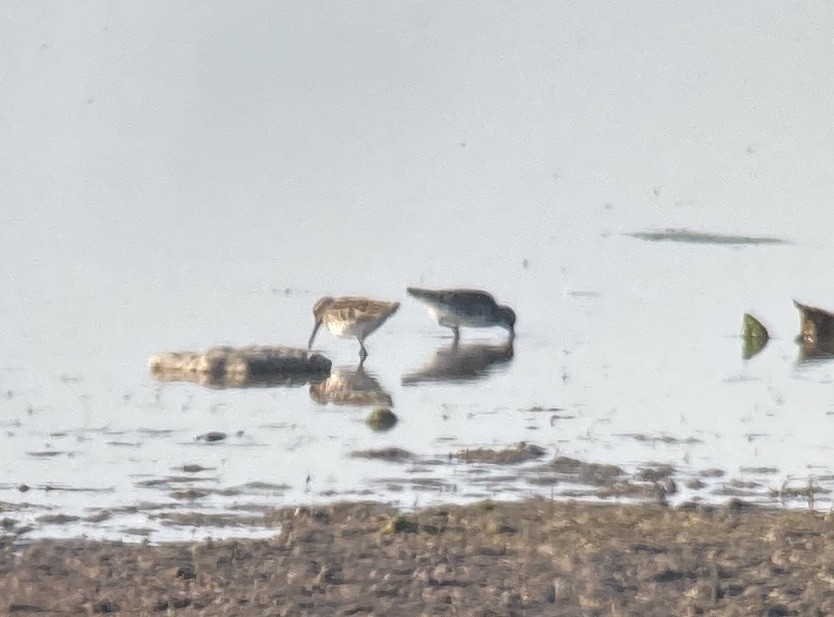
[[407, 287, 515, 342]]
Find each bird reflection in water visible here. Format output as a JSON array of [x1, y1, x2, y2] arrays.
[[793, 300, 834, 364], [796, 338, 834, 364], [401, 340, 514, 385], [309, 365, 393, 407]]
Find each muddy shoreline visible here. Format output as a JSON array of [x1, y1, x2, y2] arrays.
[[4, 498, 834, 615]]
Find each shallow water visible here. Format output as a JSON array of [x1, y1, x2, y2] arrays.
[[3, 2, 834, 541]]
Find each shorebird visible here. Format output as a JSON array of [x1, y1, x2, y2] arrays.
[[307, 297, 400, 361], [407, 287, 515, 343]]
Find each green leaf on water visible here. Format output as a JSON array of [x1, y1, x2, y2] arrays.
[[742, 314, 769, 359]]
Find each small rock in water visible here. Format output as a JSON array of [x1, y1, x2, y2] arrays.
[[350, 447, 414, 462], [196, 431, 227, 443], [170, 489, 209, 501], [381, 514, 418, 534], [366, 407, 398, 432], [92, 600, 120, 613], [180, 464, 211, 473]]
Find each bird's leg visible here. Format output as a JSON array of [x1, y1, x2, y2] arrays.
[[451, 326, 460, 346], [359, 340, 368, 363]]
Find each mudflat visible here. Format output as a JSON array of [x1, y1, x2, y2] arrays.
[[4, 498, 834, 615]]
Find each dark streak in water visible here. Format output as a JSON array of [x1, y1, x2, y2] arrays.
[[37, 513, 81, 524], [106, 441, 141, 448], [40, 485, 114, 493], [740, 466, 778, 474], [137, 428, 179, 437], [238, 481, 292, 491], [616, 433, 703, 445], [524, 406, 566, 413], [568, 291, 601, 298], [178, 464, 214, 473], [135, 475, 217, 488], [627, 228, 789, 246]]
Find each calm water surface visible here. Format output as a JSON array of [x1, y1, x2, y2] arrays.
[[3, 2, 834, 540]]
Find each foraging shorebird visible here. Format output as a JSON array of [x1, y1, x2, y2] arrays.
[[407, 287, 515, 343], [307, 297, 400, 361]]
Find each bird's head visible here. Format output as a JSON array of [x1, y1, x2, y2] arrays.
[[308, 297, 335, 349]]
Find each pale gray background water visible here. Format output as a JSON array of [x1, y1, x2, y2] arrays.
[[3, 2, 834, 540]]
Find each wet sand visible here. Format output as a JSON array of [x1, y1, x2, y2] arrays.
[[4, 498, 834, 615]]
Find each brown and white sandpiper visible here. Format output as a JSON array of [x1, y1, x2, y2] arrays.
[[307, 296, 400, 361]]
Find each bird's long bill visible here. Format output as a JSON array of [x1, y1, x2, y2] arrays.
[[307, 319, 322, 349]]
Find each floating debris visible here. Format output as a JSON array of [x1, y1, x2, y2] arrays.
[[543, 456, 624, 485], [635, 465, 676, 483], [742, 313, 769, 359], [365, 407, 398, 432], [627, 228, 788, 246], [524, 406, 566, 413], [36, 514, 81, 524], [740, 466, 778, 475], [180, 464, 212, 473], [136, 475, 216, 489], [170, 489, 210, 501], [26, 451, 66, 458], [617, 433, 703, 445], [149, 345, 331, 388], [350, 447, 414, 462], [235, 481, 291, 493], [84, 510, 113, 523], [196, 432, 227, 443], [456, 442, 547, 465]]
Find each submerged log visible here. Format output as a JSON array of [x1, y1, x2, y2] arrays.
[[149, 345, 331, 388]]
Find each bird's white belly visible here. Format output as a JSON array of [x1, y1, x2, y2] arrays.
[[326, 319, 359, 338], [326, 318, 378, 339], [430, 307, 492, 328]]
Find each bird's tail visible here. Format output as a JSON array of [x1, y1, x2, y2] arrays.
[[406, 287, 437, 301]]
